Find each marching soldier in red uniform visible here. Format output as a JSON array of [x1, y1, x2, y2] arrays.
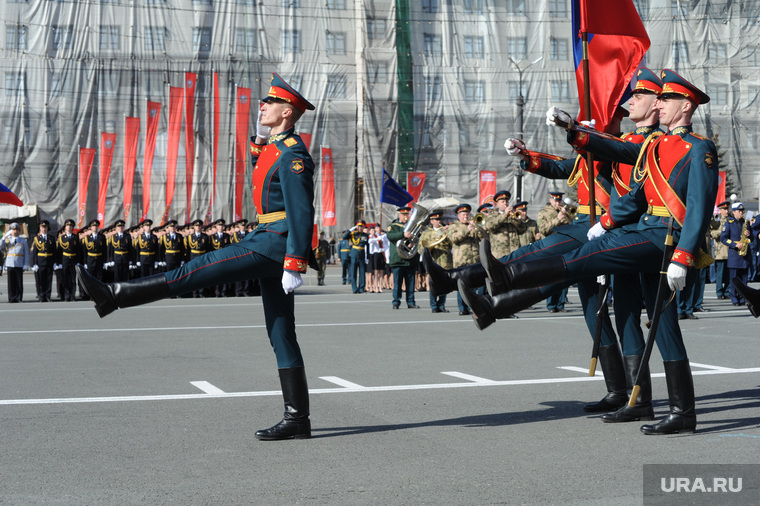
[[78, 73, 316, 441]]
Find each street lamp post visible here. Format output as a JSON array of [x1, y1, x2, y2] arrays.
[[509, 56, 543, 202]]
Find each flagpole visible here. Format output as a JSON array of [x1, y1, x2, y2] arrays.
[[580, 4, 596, 226]]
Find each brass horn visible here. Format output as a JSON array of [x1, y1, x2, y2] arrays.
[[396, 203, 431, 260]]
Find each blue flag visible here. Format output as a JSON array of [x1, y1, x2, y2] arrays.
[[381, 169, 413, 207]]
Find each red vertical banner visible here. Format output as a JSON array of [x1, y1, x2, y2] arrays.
[[312, 224, 319, 249], [184, 73, 197, 222], [162, 86, 183, 225], [77, 147, 96, 228], [123, 117, 140, 222], [301, 132, 312, 151], [479, 170, 497, 205], [320, 147, 336, 227], [142, 101, 161, 221], [406, 172, 426, 203], [234, 87, 251, 222], [98, 133, 116, 224], [206, 72, 219, 224], [715, 171, 727, 208]]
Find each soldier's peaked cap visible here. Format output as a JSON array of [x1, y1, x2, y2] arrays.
[[632, 67, 663, 95], [660, 69, 710, 104], [456, 203, 472, 213], [262, 73, 315, 113]]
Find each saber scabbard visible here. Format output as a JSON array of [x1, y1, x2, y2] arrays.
[[589, 275, 611, 376]]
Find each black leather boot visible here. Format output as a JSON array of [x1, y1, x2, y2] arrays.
[[479, 240, 567, 296], [641, 359, 696, 435], [602, 354, 654, 422], [76, 265, 169, 318], [583, 344, 628, 413], [255, 367, 311, 441], [732, 277, 760, 317], [458, 279, 545, 330], [423, 248, 486, 299]]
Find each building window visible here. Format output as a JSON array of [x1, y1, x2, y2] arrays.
[[99, 26, 120, 51], [423, 33, 442, 57], [327, 76, 347, 98], [507, 37, 527, 60], [367, 18, 386, 42], [6, 25, 27, 51], [369, 62, 388, 84], [708, 43, 727, 62], [100, 0, 119, 3], [145, 27, 166, 51], [326, 32, 346, 55], [52, 25, 73, 51], [5, 72, 25, 97], [632, 0, 649, 19], [236, 0, 254, 4], [192, 0, 212, 4], [551, 80, 570, 102], [506, 0, 525, 15], [282, 30, 299, 54], [464, 36, 484, 59], [463, 0, 484, 14], [672, 41, 688, 65], [707, 84, 728, 106], [465, 81, 485, 103], [327, 0, 345, 9], [235, 28, 256, 52], [422, 0, 439, 13], [549, 0, 567, 18], [508, 82, 520, 101], [425, 76, 442, 102], [193, 27, 212, 53], [550, 38, 569, 61]]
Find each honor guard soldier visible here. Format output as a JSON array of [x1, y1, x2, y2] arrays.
[[78, 72, 317, 441], [136, 219, 158, 277], [445, 203, 486, 315], [185, 219, 210, 297], [386, 207, 420, 309], [30, 220, 56, 302], [108, 220, 133, 282], [1, 222, 30, 302], [56, 219, 80, 301], [343, 220, 369, 294], [160, 220, 185, 272], [720, 202, 751, 306], [484, 190, 527, 258], [420, 210, 452, 312], [81, 219, 107, 283], [710, 201, 731, 299]]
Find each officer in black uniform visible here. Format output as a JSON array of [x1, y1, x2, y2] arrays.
[[209, 218, 229, 296], [81, 219, 107, 283], [135, 219, 158, 278], [185, 219, 210, 297], [160, 220, 185, 272], [108, 220, 132, 282], [30, 220, 56, 302], [56, 219, 79, 301]]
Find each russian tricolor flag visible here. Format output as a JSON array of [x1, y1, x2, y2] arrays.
[[572, 0, 650, 133], [0, 182, 22, 206]]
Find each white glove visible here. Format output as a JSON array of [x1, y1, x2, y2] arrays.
[[350, 225, 357, 231], [31, 265, 38, 272], [136, 261, 141, 267], [282, 270, 303, 294], [504, 138, 526, 156], [53, 263, 61, 271], [597, 274, 606, 285], [154, 262, 159, 269], [256, 109, 271, 139], [667, 263, 688, 292], [580, 119, 597, 130], [587, 222, 607, 241], [546, 106, 573, 128], [83, 264, 88, 270]]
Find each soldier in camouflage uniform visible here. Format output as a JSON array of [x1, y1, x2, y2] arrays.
[[420, 210, 452, 313], [447, 203, 486, 315], [710, 200, 730, 299], [484, 190, 526, 259], [515, 201, 540, 248], [538, 191, 571, 312]]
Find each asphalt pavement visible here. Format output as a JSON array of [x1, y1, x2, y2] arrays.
[[1, 267, 759, 505]]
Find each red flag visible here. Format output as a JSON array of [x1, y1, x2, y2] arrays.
[[311, 224, 319, 250], [206, 72, 219, 224], [142, 101, 161, 221], [320, 147, 336, 227], [572, 0, 650, 133], [78, 148, 96, 228], [715, 171, 727, 208], [301, 132, 312, 151], [123, 117, 140, 221], [184, 73, 197, 223], [479, 170, 497, 205], [234, 87, 252, 222], [98, 133, 116, 223], [162, 86, 183, 225], [406, 172, 426, 203]]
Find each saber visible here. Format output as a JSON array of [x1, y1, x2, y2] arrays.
[[628, 217, 676, 407], [588, 275, 611, 376]]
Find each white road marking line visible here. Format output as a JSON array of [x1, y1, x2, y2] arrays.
[[558, 366, 594, 374], [319, 376, 366, 389], [190, 381, 226, 394], [441, 371, 499, 384], [3, 367, 759, 406], [689, 362, 737, 372]]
